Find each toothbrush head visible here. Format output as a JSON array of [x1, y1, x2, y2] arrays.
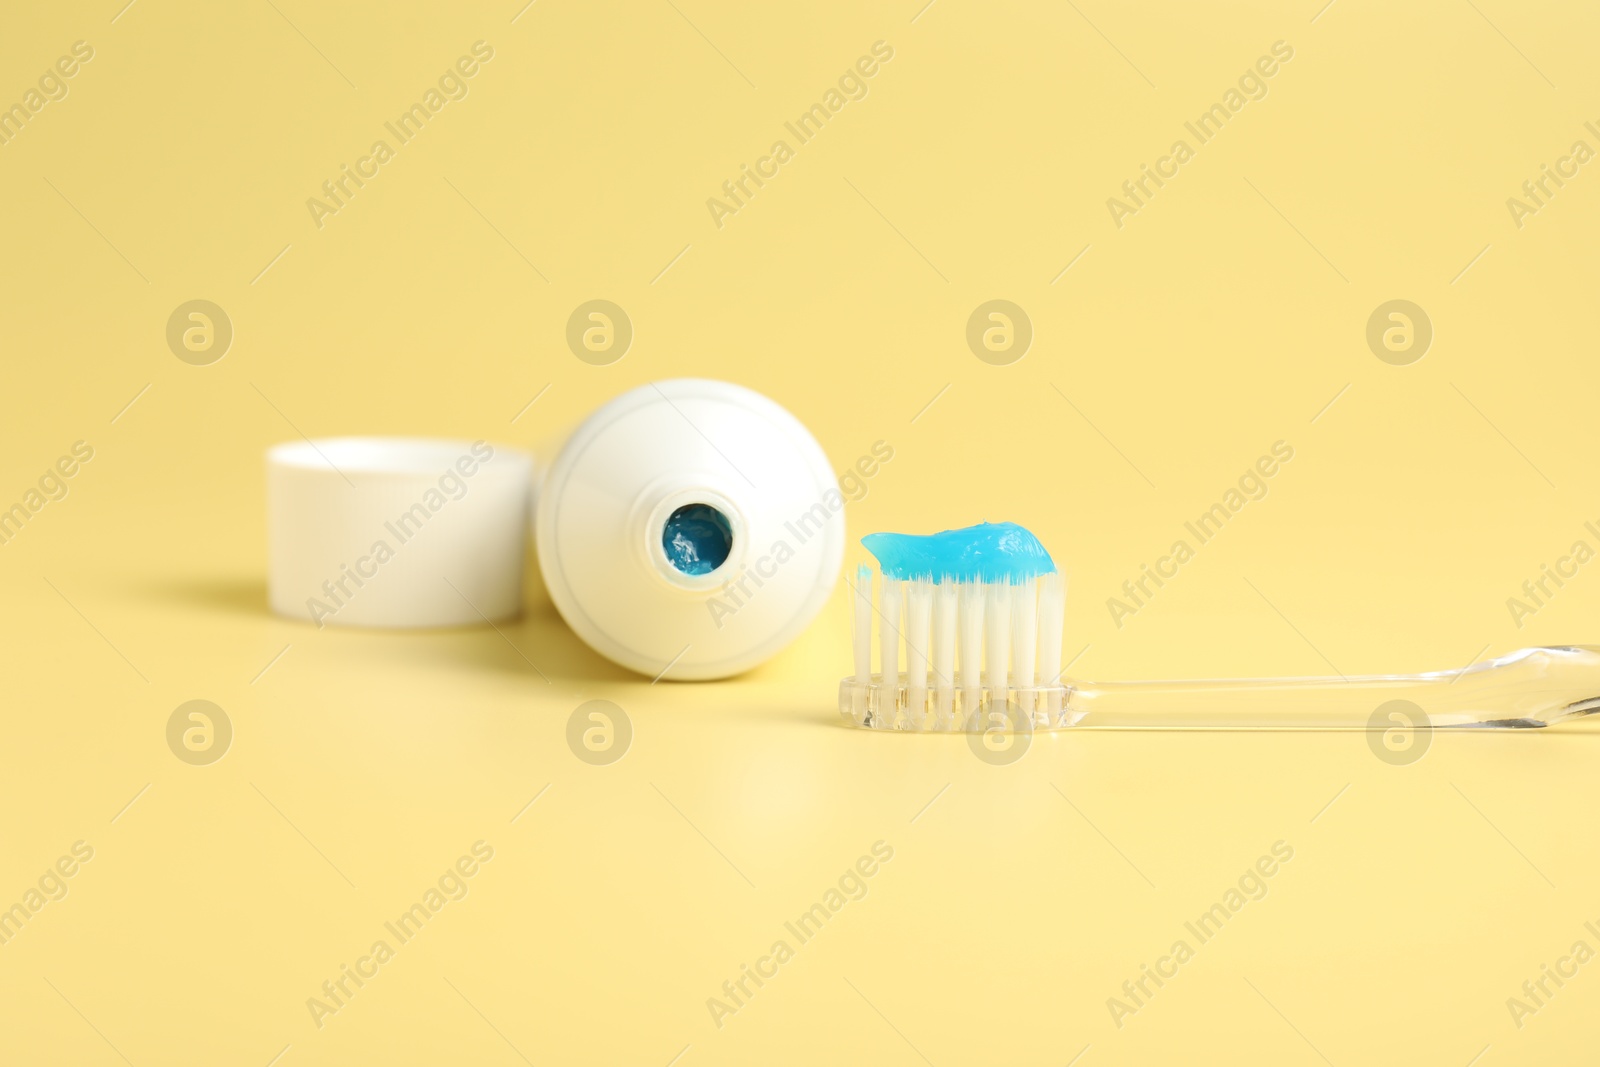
[[842, 523, 1069, 732]]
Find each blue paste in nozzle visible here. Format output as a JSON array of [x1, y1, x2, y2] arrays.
[[663, 503, 733, 576], [861, 522, 1056, 582]]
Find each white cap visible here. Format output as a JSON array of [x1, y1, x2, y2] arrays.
[[267, 437, 533, 628]]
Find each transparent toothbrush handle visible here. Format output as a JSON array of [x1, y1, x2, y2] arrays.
[[1061, 646, 1600, 729]]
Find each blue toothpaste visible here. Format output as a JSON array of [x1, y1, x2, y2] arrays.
[[662, 503, 734, 576], [861, 522, 1056, 582]]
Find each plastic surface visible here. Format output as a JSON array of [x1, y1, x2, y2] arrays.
[[840, 646, 1600, 731], [267, 437, 533, 628], [536, 379, 845, 680], [841, 675, 1071, 731]]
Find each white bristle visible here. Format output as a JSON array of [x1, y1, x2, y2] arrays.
[[853, 565, 873, 686], [1038, 572, 1065, 722], [958, 579, 985, 728], [932, 580, 958, 729], [905, 579, 932, 728], [984, 580, 1011, 721], [1011, 577, 1037, 723], [851, 561, 1065, 732], [880, 576, 902, 720]]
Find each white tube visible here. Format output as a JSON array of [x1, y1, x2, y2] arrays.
[[536, 380, 845, 680]]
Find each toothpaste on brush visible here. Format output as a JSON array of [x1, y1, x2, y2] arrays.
[[845, 522, 1066, 731]]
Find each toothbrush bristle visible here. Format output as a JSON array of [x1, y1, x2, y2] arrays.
[[852, 564, 873, 686], [851, 531, 1062, 729], [932, 580, 958, 727], [880, 576, 902, 709], [905, 579, 932, 729], [958, 577, 985, 721], [984, 579, 1011, 707], [1038, 571, 1064, 684], [1011, 577, 1038, 721]]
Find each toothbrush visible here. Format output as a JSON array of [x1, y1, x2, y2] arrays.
[[843, 523, 1600, 732]]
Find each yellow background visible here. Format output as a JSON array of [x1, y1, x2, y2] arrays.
[[3, 0, 1599, 1063]]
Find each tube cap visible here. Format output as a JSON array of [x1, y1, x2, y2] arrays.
[[267, 437, 533, 629]]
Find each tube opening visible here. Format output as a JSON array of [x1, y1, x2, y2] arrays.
[[662, 503, 733, 576]]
